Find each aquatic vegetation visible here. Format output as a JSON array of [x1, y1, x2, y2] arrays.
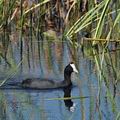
[[0, 0, 120, 119]]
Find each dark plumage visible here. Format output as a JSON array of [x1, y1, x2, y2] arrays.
[[21, 63, 78, 89]]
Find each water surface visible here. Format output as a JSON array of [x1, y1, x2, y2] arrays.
[[0, 40, 120, 120]]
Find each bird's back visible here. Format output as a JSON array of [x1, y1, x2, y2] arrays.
[[22, 78, 63, 89]]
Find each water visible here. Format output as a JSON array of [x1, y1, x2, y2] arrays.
[[0, 40, 120, 120]]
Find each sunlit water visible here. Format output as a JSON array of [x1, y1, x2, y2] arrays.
[[0, 40, 120, 120]]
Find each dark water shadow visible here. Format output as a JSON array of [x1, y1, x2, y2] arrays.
[[63, 85, 76, 112]]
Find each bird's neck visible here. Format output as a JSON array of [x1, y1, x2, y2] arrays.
[[64, 72, 72, 85]]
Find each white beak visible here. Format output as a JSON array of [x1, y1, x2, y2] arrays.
[[70, 63, 78, 73]]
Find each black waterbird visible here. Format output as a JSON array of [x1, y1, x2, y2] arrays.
[[21, 62, 78, 89]]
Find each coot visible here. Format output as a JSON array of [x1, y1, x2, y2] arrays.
[[22, 62, 78, 89]]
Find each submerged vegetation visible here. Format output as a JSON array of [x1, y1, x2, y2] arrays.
[[0, 0, 120, 119]]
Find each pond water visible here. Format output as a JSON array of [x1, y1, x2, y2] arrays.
[[0, 39, 120, 120]]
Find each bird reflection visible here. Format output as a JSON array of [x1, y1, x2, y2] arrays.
[[63, 85, 76, 112]]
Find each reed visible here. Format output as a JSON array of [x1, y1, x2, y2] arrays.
[[0, 60, 22, 86], [0, 0, 120, 119], [65, 0, 120, 110], [65, 0, 120, 44]]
